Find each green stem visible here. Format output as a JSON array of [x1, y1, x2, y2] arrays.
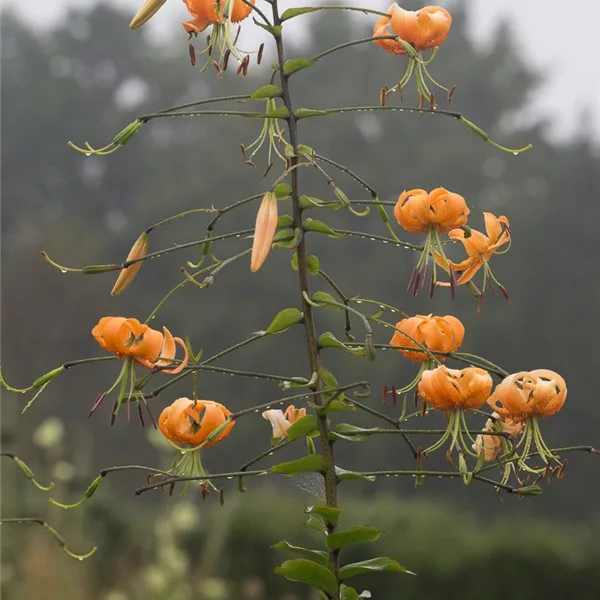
[[138, 110, 265, 122], [272, 1, 340, 591], [134, 470, 268, 495]]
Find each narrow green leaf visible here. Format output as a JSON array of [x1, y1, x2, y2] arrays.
[[298, 144, 315, 157], [277, 215, 294, 228], [335, 467, 376, 483], [319, 366, 340, 389], [272, 541, 328, 566], [285, 415, 319, 442], [305, 515, 326, 533], [255, 21, 282, 36], [31, 366, 65, 389], [296, 108, 329, 119], [307, 255, 320, 275], [274, 183, 291, 199], [265, 106, 290, 119], [341, 587, 360, 600], [340, 557, 412, 580], [312, 291, 342, 308], [250, 84, 282, 100], [304, 218, 341, 237], [265, 308, 304, 334], [330, 424, 379, 442], [270, 454, 327, 476], [283, 58, 316, 76], [326, 526, 381, 551], [319, 332, 364, 355], [514, 485, 543, 497], [299, 195, 326, 210], [275, 559, 338, 596], [318, 399, 356, 414], [306, 505, 342, 527], [291, 253, 319, 275], [281, 7, 319, 20]]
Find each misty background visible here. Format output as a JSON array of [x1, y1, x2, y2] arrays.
[[2, 1, 600, 599]]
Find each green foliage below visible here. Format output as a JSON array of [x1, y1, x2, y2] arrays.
[[270, 454, 328, 476], [275, 558, 338, 595], [326, 526, 381, 551]]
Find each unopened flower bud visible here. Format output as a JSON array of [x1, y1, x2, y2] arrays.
[[251, 192, 278, 272], [111, 232, 149, 296], [130, 0, 168, 30]]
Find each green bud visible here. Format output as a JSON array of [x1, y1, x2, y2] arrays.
[[32, 366, 65, 389]]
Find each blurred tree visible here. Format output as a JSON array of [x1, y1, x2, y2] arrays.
[[1, 2, 599, 527]]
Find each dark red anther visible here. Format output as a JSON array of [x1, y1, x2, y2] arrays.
[[499, 284, 511, 303], [110, 398, 119, 426], [168, 482, 175, 497], [222, 49, 231, 71], [189, 43, 197, 67], [219, 487, 225, 506], [382, 384, 388, 406], [429, 92, 436, 110], [145, 403, 157, 429], [391, 386, 398, 406], [262, 162, 274, 178], [137, 402, 145, 427], [407, 266, 418, 293], [448, 85, 456, 104], [557, 459, 568, 480], [233, 25, 241, 45], [88, 392, 107, 419], [257, 43, 264, 65], [213, 60, 223, 79], [127, 399, 131, 423], [477, 294, 484, 313], [429, 276, 436, 299], [449, 266, 457, 300]]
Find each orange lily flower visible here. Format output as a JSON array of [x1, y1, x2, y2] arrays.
[[374, 4, 452, 55], [436, 212, 511, 306], [418, 365, 493, 412], [390, 314, 464, 363], [159, 397, 234, 447], [373, 5, 452, 108], [472, 411, 523, 462], [446, 212, 510, 285], [390, 4, 452, 51], [92, 317, 189, 374], [183, 0, 255, 34], [395, 188, 469, 297], [373, 14, 406, 56], [262, 405, 307, 441], [487, 369, 567, 423], [395, 187, 469, 234]]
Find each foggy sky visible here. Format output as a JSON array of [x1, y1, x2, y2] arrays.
[[3, 0, 600, 141]]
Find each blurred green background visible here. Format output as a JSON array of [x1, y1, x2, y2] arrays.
[[2, 1, 600, 598]]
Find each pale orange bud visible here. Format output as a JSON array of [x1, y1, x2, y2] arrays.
[[130, 0, 168, 30], [250, 192, 278, 273], [111, 232, 149, 296]]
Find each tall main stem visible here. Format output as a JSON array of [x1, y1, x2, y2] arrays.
[[271, 1, 340, 590]]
